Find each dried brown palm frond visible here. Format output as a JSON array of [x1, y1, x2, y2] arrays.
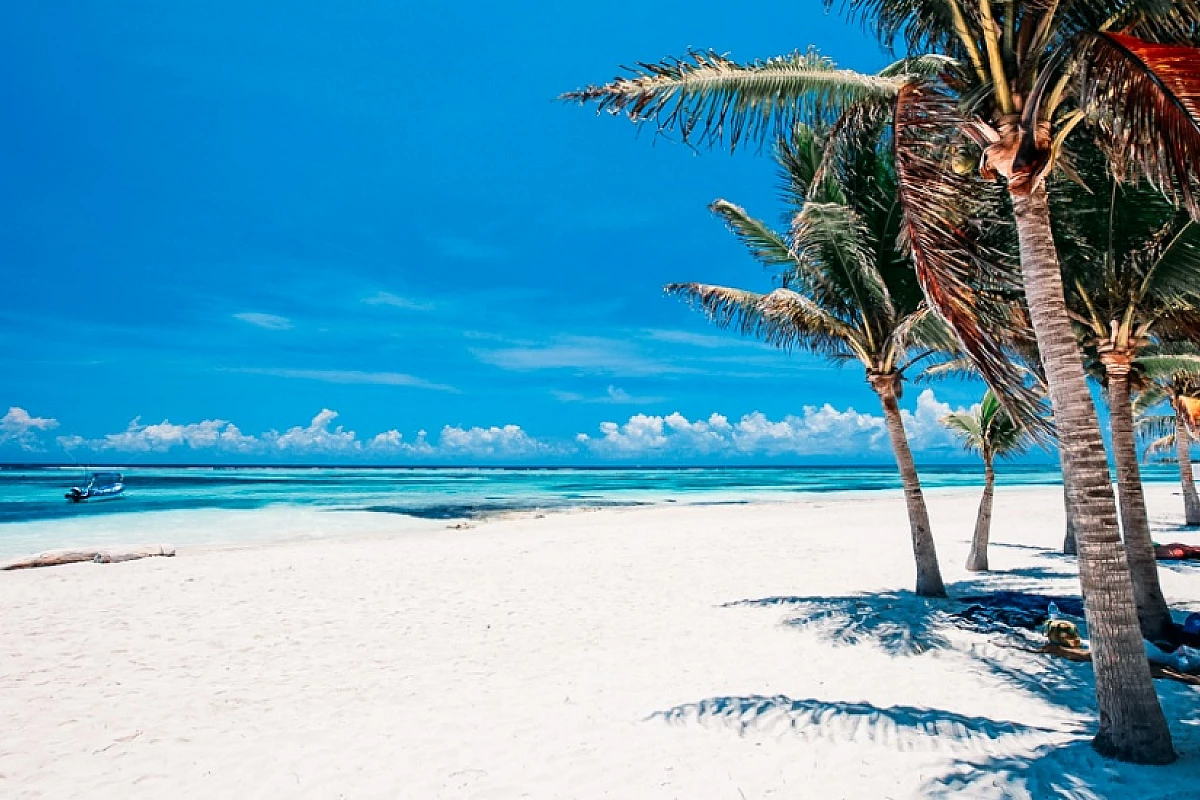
[[1076, 33, 1200, 217], [892, 81, 1047, 431]]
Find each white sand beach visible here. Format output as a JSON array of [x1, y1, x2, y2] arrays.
[[3, 484, 1200, 799]]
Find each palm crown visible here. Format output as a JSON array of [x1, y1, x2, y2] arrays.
[[942, 389, 1032, 462], [666, 125, 955, 389], [1056, 150, 1200, 373]]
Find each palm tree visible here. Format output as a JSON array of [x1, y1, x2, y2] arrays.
[[1057, 164, 1200, 639], [564, 2, 1200, 762], [1136, 365, 1200, 526], [942, 391, 1032, 571], [669, 126, 957, 597]]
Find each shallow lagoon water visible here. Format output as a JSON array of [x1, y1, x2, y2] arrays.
[[0, 464, 1183, 557]]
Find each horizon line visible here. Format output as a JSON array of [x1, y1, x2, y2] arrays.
[[1, 461, 1067, 471]]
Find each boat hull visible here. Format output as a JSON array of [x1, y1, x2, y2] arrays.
[[65, 487, 125, 503]]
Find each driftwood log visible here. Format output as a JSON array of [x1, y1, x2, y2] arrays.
[[1, 545, 175, 571]]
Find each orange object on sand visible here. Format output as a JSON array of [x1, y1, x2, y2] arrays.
[[1155, 543, 1200, 560]]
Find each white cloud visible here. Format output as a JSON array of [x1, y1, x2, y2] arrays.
[[640, 328, 769, 350], [900, 389, 965, 452], [234, 312, 293, 330], [578, 389, 966, 459], [363, 291, 433, 312], [552, 385, 666, 405], [473, 335, 699, 376], [404, 430, 436, 457], [234, 368, 458, 393], [53, 410, 551, 461], [60, 417, 258, 454], [367, 429, 404, 450], [0, 407, 59, 451], [37, 390, 968, 462], [578, 412, 736, 456], [263, 409, 360, 454], [437, 424, 554, 458]]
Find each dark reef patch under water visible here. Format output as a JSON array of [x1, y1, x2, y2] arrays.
[[0, 464, 1181, 526]]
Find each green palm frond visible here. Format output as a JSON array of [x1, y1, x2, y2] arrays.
[[1139, 221, 1200, 300], [1064, 0, 1200, 47], [774, 124, 837, 211], [941, 389, 1032, 461], [664, 283, 860, 359], [942, 410, 985, 455], [1137, 354, 1200, 381], [893, 305, 948, 347], [831, 0, 964, 61], [798, 102, 894, 214], [1051, 143, 1200, 388], [562, 50, 906, 151], [1133, 384, 1170, 416], [917, 354, 981, 382], [708, 200, 798, 274], [789, 200, 891, 319], [879, 53, 958, 78], [982, 390, 1035, 459], [756, 287, 870, 358], [1051, 147, 1179, 292], [668, 123, 962, 377]]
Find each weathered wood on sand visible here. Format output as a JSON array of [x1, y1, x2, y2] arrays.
[[1, 545, 175, 571]]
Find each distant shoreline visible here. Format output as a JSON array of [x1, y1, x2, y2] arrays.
[[0, 461, 1084, 470]]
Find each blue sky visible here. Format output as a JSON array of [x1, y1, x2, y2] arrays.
[[0, 1, 1010, 464]]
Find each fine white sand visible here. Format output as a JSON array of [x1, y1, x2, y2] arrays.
[[2, 484, 1199, 799]]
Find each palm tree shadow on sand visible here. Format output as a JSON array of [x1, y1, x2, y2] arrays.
[[1157, 559, 1200, 576], [922, 737, 1200, 799], [721, 591, 952, 656], [650, 586, 1200, 796], [648, 694, 1053, 747]]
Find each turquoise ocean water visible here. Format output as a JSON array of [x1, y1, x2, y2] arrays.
[[0, 464, 1183, 558]]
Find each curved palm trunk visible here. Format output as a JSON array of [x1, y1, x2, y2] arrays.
[[872, 378, 947, 598], [1107, 365, 1173, 640], [1175, 403, 1200, 527], [966, 457, 995, 572], [1011, 187, 1173, 764], [1063, 474, 1078, 555]]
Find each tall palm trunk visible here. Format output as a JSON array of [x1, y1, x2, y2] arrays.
[[966, 456, 995, 571], [1175, 402, 1200, 527], [871, 375, 947, 598], [1063, 474, 1078, 555], [1106, 362, 1173, 639], [1011, 186, 1174, 764]]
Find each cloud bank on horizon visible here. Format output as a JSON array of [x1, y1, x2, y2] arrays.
[[2, 390, 983, 462]]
